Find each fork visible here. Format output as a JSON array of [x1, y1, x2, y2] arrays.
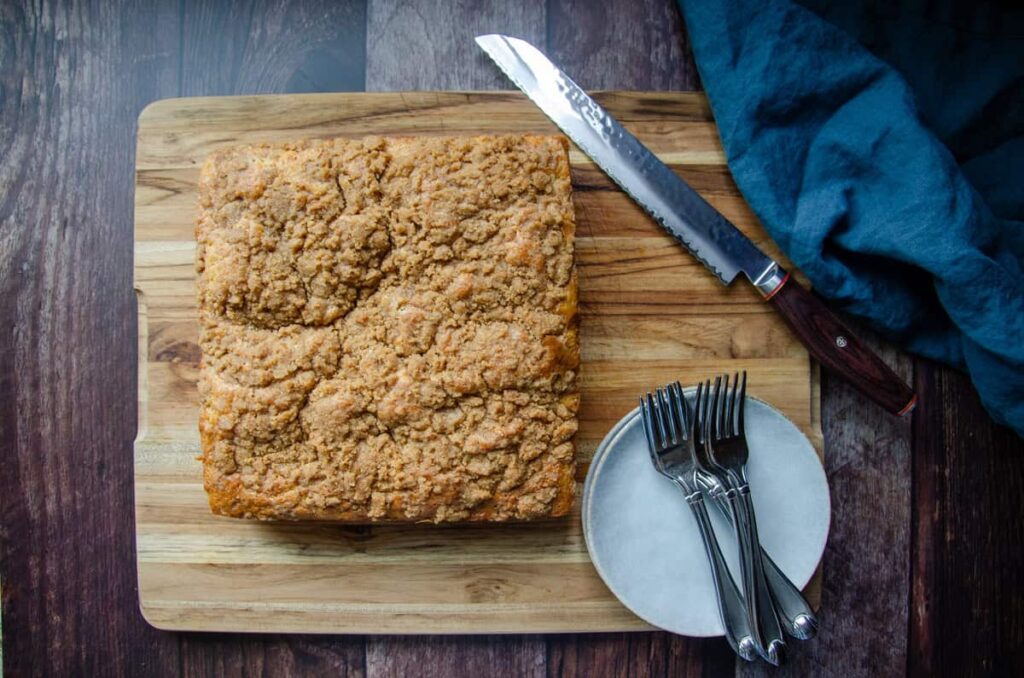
[[640, 385, 757, 661], [690, 382, 818, 641], [701, 372, 787, 665]]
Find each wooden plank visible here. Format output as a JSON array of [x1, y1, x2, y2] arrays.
[[133, 95, 726, 170], [141, 562, 620, 607], [146, 601, 644, 636], [546, 634, 733, 678], [0, 0, 184, 675], [135, 514, 590, 565], [365, 636, 545, 678], [910, 363, 1024, 677], [547, 0, 698, 91], [178, 635, 366, 678], [366, 0, 546, 91], [179, 0, 368, 96]]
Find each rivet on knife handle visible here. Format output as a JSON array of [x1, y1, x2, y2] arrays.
[[760, 269, 917, 416]]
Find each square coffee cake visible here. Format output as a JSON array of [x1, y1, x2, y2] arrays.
[[195, 135, 579, 522]]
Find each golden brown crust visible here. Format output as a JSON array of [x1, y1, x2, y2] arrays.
[[196, 135, 578, 522]]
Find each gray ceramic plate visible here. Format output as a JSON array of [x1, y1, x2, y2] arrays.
[[582, 393, 830, 637]]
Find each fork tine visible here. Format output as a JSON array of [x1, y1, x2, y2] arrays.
[[711, 375, 723, 441], [654, 388, 668, 444], [734, 372, 743, 435], [648, 392, 664, 449], [720, 372, 729, 436], [700, 379, 712, 443], [723, 372, 735, 436], [722, 373, 732, 438], [668, 382, 687, 439], [640, 394, 657, 453], [652, 390, 669, 448], [642, 393, 666, 470], [670, 382, 687, 432], [737, 370, 747, 434], [723, 374, 732, 439], [658, 387, 678, 445], [680, 382, 696, 442], [693, 380, 704, 441]]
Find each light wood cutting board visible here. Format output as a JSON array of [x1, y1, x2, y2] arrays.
[[134, 91, 823, 634]]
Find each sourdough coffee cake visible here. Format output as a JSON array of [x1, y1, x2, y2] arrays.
[[195, 135, 579, 522]]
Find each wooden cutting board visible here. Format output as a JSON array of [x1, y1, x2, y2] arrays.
[[134, 91, 823, 634]]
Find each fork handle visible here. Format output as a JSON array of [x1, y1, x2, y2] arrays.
[[765, 274, 917, 416], [723, 484, 787, 665], [680, 484, 756, 662], [699, 475, 818, 639], [734, 483, 788, 665], [762, 550, 819, 641]]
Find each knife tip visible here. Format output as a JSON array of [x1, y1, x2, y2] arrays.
[[475, 34, 527, 50], [474, 34, 502, 46]]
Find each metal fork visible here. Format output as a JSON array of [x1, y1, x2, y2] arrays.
[[690, 380, 819, 641], [640, 385, 756, 661], [702, 372, 787, 665]]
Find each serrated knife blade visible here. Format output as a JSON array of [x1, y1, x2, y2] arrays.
[[476, 33, 918, 417], [475, 33, 777, 288]]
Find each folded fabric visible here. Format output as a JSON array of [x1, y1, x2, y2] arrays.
[[678, 0, 1024, 436]]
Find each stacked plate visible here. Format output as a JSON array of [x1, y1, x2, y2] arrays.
[[581, 394, 831, 637]]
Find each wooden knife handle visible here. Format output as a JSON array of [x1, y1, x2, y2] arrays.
[[763, 272, 917, 416]]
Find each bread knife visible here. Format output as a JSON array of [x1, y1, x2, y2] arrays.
[[476, 34, 916, 416]]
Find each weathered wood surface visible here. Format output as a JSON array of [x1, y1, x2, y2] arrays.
[[134, 90, 821, 634], [2, 0, 1022, 675], [909, 365, 1024, 677], [739, 333, 913, 678]]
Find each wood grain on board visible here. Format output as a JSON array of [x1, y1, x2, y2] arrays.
[[134, 91, 823, 634]]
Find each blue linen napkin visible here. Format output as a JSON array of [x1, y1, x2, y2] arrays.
[[678, 0, 1024, 436]]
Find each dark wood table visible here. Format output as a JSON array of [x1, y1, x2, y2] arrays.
[[2, 1, 1022, 675]]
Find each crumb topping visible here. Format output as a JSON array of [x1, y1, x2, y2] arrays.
[[197, 135, 578, 522]]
